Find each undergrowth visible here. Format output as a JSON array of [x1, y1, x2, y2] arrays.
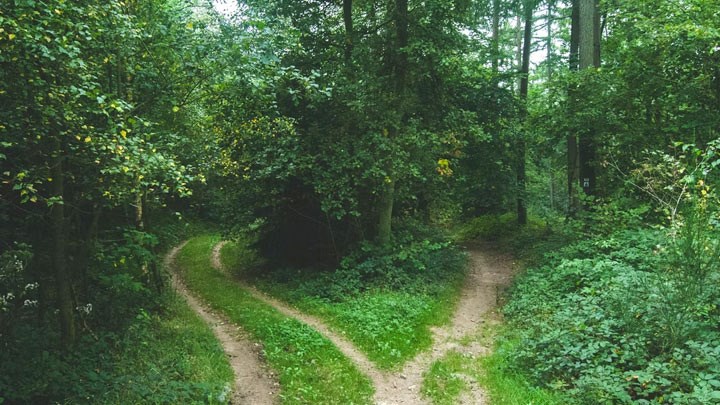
[[496, 213, 720, 403], [177, 235, 374, 404], [0, 293, 234, 404]]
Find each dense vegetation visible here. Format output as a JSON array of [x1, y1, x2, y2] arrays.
[[1, 0, 718, 403]]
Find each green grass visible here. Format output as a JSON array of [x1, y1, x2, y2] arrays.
[[178, 235, 374, 404], [422, 332, 567, 405], [478, 344, 569, 405], [221, 240, 466, 370], [422, 351, 472, 405]]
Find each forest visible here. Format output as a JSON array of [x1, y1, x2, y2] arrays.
[[1, 0, 719, 403]]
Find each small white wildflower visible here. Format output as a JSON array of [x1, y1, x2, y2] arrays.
[[24, 282, 39, 291], [75, 303, 93, 315], [23, 299, 38, 308]]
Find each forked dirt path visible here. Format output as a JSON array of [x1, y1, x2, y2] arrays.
[[372, 244, 515, 405], [166, 243, 278, 405], [212, 241, 515, 405]]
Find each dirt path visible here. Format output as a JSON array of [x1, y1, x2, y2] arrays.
[[372, 244, 515, 405], [166, 243, 278, 405], [211, 242, 388, 394], [212, 241, 515, 405]]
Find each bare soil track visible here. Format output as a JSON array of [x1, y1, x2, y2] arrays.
[[212, 241, 515, 405], [167, 243, 278, 405]]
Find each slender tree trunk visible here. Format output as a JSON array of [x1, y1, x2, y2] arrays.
[[579, 0, 596, 196], [378, 179, 395, 245], [515, 14, 522, 92], [135, 190, 144, 229], [546, 1, 553, 81], [491, 0, 500, 73], [517, 1, 533, 226], [343, 0, 353, 66], [593, 0, 601, 67], [51, 139, 75, 349], [549, 169, 556, 211], [377, 0, 408, 244], [567, 0, 580, 216], [570, 0, 580, 71]]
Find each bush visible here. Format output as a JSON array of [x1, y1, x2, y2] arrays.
[[500, 223, 720, 404], [295, 221, 468, 302]]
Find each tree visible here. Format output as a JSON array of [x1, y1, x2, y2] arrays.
[[577, 0, 598, 196], [516, 0, 537, 225]]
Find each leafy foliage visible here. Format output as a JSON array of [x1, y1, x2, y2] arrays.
[[500, 220, 720, 403]]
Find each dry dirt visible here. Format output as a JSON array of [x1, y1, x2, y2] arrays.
[[211, 241, 515, 405], [166, 243, 279, 405]]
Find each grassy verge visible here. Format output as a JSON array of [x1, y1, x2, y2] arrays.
[[421, 326, 567, 405], [1, 291, 236, 404], [221, 239, 467, 370], [85, 294, 235, 404], [177, 235, 374, 404]]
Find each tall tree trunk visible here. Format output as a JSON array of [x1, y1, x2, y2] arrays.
[[377, 179, 395, 245], [515, 14, 522, 92], [569, 0, 580, 71], [579, 0, 596, 196], [567, 0, 580, 216], [51, 139, 75, 349], [377, 0, 408, 244], [343, 0, 353, 66], [593, 0, 601, 67], [517, 1, 533, 226], [491, 0, 500, 73], [546, 0, 553, 81]]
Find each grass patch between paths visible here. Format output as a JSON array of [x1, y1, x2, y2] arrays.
[[89, 294, 235, 404], [177, 235, 374, 404], [221, 235, 467, 370]]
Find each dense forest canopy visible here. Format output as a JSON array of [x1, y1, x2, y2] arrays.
[[1, 0, 718, 403]]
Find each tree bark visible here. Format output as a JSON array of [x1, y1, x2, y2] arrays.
[[515, 14, 522, 92], [377, 0, 408, 244], [567, 0, 580, 215], [343, 0, 353, 66], [546, 1, 553, 81], [377, 179, 395, 245], [51, 138, 75, 349], [578, 0, 596, 196], [517, 1, 533, 226], [491, 0, 500, 73]]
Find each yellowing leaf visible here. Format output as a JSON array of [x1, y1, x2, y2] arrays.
[[186, 22, 194, 30], [120, 130, 127, 138], [172, 106, 180, 112], [122, 166, 129, 173], [8, 33, 16, 40], [84, 136, 92, 143], [30, 196, 37, 203]]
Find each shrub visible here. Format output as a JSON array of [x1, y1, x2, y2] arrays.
[[500, 223, 720, 403], [296, 221, 467, 302]]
